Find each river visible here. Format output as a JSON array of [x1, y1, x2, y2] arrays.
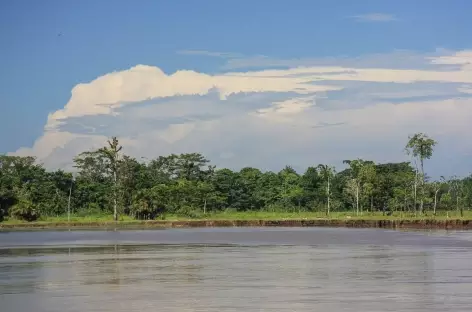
[[1, 227, 471, 311]]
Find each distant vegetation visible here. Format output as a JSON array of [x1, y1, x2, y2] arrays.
[[1, 133, 471, 223]]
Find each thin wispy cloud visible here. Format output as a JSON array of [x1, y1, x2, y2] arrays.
[[181, 49, 449, 71], [177, 50, 243, 58], [350, 13, 398, 22]]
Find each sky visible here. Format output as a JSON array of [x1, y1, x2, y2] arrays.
[[1, 0, 471, 177]]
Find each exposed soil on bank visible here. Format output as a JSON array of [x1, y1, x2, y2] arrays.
[[1, 219, 472, 230]]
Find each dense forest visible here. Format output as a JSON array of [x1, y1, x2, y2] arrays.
[[1, 133, 471, 222]]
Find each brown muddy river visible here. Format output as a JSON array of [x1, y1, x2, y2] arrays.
[[1, 227, 471, 311]]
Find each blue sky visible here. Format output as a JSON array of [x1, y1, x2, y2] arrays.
[[1, 0, 472, 176]]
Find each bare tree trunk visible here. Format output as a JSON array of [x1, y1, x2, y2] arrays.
[[67, 181, 72, 223], [434, 189, 439, 215], [457, 196, 461, 217], [327, 176, 330, 216], [419, 159, 424, 214], [404, 188, 408, 212], [113, 170, 117, 222], [283, 182, 287, 208], [413, 170, 418, 217], [356, 185, 359, 216], [203, 198, 207, 215]]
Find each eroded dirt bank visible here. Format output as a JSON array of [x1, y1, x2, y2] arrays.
[[1, 219, 472, 230]]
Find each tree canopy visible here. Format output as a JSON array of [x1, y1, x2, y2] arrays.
[[1, 133, 470, 222]]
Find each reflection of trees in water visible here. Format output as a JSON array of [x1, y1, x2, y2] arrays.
[[418, 250, 434, 310], [280, 245, 437, 307], [75, 245, 205, 288], [0, 248, 49, 295], [0, 262, 43, 295], [100, 244, 121, 286], [69, 245, 123, 288], [0, 243, 463, 310], [325, 246, 435, 305]]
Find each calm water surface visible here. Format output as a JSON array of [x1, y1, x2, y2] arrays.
[[1, 227, 472, 311]]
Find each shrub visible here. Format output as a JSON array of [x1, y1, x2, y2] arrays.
[[176, 205, 202, 218], [10, 198, 40, 222], [130, 190, 164, 220]]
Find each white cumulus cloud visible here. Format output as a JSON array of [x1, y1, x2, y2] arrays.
[[10, 50, 472, 177]]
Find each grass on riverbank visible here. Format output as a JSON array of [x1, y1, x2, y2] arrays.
[[2, 210, 472, 225]]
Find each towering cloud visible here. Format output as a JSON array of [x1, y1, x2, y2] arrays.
[[12, 50, 472, 176]]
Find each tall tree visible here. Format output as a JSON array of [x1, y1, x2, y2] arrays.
[[405, 133, 437, 214], [343, 159, 373, 215], [278, 166, 301, 210], [463, 174, 472, 211], [448, 175, 464, 217], [97, 137, 123, 221], [431, 180, 443, 215], [317, 165, 335, 215]]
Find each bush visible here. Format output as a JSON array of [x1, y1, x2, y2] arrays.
[[0, 204, 6, 222], [10, 198, 40, 222], [176, 205, 202, 218], [130, 190, 164, 220], [75, 204, 103, 217], [131, 199, 156, 220]]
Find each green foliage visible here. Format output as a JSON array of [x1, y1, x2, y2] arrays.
[[130, 189, 158, 220], [1, 133, 471, 223], [405, 133, 437, 163], [9, 190, 40, 222], [405, 132, 438, 213], [10, 202, 40, 221]]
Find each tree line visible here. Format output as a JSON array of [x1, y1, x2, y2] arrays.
[[1, 133, 471, 222]]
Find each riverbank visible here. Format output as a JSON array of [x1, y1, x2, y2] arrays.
[[2, 217, 472, 230]]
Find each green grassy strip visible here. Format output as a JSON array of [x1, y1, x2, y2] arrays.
[[2, 210, 472, 229]]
